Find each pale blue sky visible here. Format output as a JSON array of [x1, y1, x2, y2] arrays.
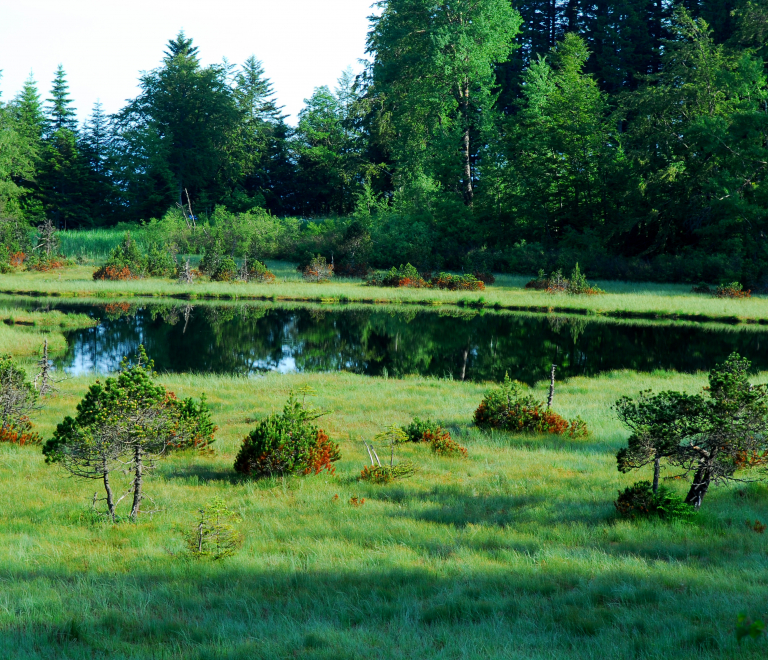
[[0, 0, 375, 125]]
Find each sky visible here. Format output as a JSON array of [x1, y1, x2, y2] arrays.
[[0, 0, 376, 125]]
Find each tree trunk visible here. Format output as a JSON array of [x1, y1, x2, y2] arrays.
[[652, 455, 660, 494], [684, 466, 711, 509], [130, 444, 143, 521], [103, 464, 116, 522], [461, 78, 473, 205]]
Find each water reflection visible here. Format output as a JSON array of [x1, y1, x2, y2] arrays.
[[6, 299, 768, 384]]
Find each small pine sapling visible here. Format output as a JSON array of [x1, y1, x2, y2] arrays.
[[187, 498, 242, 560]]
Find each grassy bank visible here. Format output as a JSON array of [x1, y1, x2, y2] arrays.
[[2, 368, 767, 658], [1, 263, 767, 324], [0, 307, 96, 357]]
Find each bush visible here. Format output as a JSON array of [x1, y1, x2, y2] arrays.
[[240, 258, 276, 283], [187, 498, 242, 560], [425, 428, 468, 457], [359, 460, 416, 484], [93, 232, 147, 280], [303, 255, 334, 283], [525, 269, 549, 290], [401, 417, 442, 443], [0, 354, 41, 445], [715, 282, 751, 298], [474, 374, 588, 437], [0, 216, 31, 273], [614, 481, 694, 522], [367, 264, 484, 290], [146, 242, 177, 277], [233, 391, 340, 477], [431, 273, 485, 291], [526, 264, 603, 295], [473, 271, 495, 285], [168, 394, 217, 451], [211, 256, 238, 282]]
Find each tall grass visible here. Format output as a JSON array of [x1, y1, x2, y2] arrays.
[[59, 226, 151, 260], [2, 368, 767, 658]]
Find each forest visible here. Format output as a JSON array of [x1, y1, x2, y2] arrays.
[[1, 0, 768, 285]]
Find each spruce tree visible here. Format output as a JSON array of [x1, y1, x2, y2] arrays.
[[45, 65, 78, 136]]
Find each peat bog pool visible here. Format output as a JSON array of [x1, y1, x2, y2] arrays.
[[4, 297, 768, 383]]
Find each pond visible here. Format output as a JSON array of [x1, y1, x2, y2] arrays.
[[5, 298, 768, 384]]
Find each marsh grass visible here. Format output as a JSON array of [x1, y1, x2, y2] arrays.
[[2, 368, 767, 658], [1, 264, 767, 323]]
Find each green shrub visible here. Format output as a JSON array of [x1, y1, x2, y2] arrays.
[[0, 354, 41, 445], [93, 232, 148, 280], [614, 481, 694, 522], [187, 497, 242, 560], [359, 460, 416, 484], [145, 242, 177, 277], [169, 393, 217, 451], [401, 417, 442, 443], [426, 428, 468, 457], [233, 391, 340, 478], [211, 256, 238, 282], [474, 374, 588, 437]]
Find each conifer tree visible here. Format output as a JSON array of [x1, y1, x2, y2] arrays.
[[45, 65, 78, 136]]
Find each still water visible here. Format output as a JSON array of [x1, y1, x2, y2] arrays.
[[6, 299, 768, 384]]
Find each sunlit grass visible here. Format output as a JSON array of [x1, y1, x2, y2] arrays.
[[1, 264, 767, 324], [1, 367, 767, 658]]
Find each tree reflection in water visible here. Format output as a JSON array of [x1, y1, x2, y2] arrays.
[[8, 300, 768, 384]]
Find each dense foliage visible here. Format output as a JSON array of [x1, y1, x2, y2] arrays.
[[43, 346, 215, 520], [615, 353, 768, 509], [0, 354, 40, 445], [233, 391, 340, 477], [475, 373, 588, 437], [614, 481, 694, 522], [2, 4, 768, 284]]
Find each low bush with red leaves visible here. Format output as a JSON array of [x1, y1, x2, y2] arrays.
[[474, 374, 588, 438]]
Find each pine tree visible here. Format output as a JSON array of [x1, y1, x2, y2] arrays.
[[45, 65, 78, 136], [13, 74, 46, 141], [79, 101, 117, 224]]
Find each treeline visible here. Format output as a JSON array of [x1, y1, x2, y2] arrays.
[[1, 0, 768, 284]]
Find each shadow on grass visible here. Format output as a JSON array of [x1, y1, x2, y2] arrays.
[[1, 562, 754, 660]]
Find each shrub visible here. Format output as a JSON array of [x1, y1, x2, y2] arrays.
[[0, 354, 41, 445], [691, 283, 712, 294], [473, 271, 495, 285], [233, 390, 340, 478], [715, 282, 751, 298], [359, 460, 416, 484], [0, 216, 31, 273], [302, 255, 334, 282], [425, 428, 468, 458], [146, 242, 177, 277], [187, 498, 242, 560], [367, 263, 428, 288], [525, 269, 549, 290], [474, 374, 588, 437], [614, 481, 694, 522], [528, 264, 603, 295], [240, 257, 276, 283], [431, 273, 485, 291], [211, 256, 238, 282], [168, 393, 218, 451], [93, 232, 147, 280], [402, 417, 442, 443]]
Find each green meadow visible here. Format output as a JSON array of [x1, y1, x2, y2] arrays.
[[1, 361, 767, 659]]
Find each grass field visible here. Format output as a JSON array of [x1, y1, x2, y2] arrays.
[[0, 306, 97, 357], [1, 262, 767, 325], [2, 365, 768, 659]]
